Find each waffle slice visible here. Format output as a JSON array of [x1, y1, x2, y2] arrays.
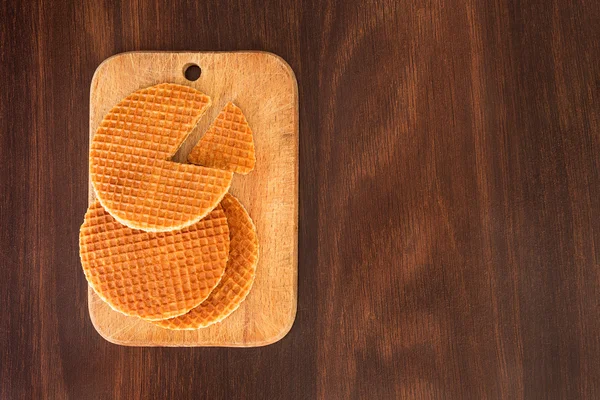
[[79, 201, 230, 321], [90, 83, 234, 232], [153, 193, 259, 330], [187, 102, 256, 174]]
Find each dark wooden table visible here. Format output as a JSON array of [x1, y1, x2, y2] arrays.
[[1, 0, 599, 398]]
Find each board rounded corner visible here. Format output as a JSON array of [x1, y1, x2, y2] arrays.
[[90, 52, 133, 88], [88, 289, 132, 347], [255, 301, 298, 347], [257, 52, 297, 82]]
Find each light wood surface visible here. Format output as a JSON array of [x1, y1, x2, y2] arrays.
[[87, 52, 298, 347]]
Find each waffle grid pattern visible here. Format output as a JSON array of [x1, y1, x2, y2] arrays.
[[80, 201, 230, 321], [91, 83, 234, 232], [154, 193, 259, 329], [188, 102, 256, 174]]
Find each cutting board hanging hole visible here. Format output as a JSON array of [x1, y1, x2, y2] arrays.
[[183, 63, 201, 81]]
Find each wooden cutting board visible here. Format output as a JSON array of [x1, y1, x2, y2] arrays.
[[87, 52, 298, 347]]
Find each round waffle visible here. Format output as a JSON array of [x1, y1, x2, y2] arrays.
[[187, 102, 256, 174], [79, 201, 230, 321], [153, 193, 259, 329], [90, 83, 234, 232]]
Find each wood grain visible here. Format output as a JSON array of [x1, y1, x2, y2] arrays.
[[1, 0, 599, 398], [87, 52, 298, 347]]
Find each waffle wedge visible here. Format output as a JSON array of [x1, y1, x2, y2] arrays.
[[188, 102, 256, 174]]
